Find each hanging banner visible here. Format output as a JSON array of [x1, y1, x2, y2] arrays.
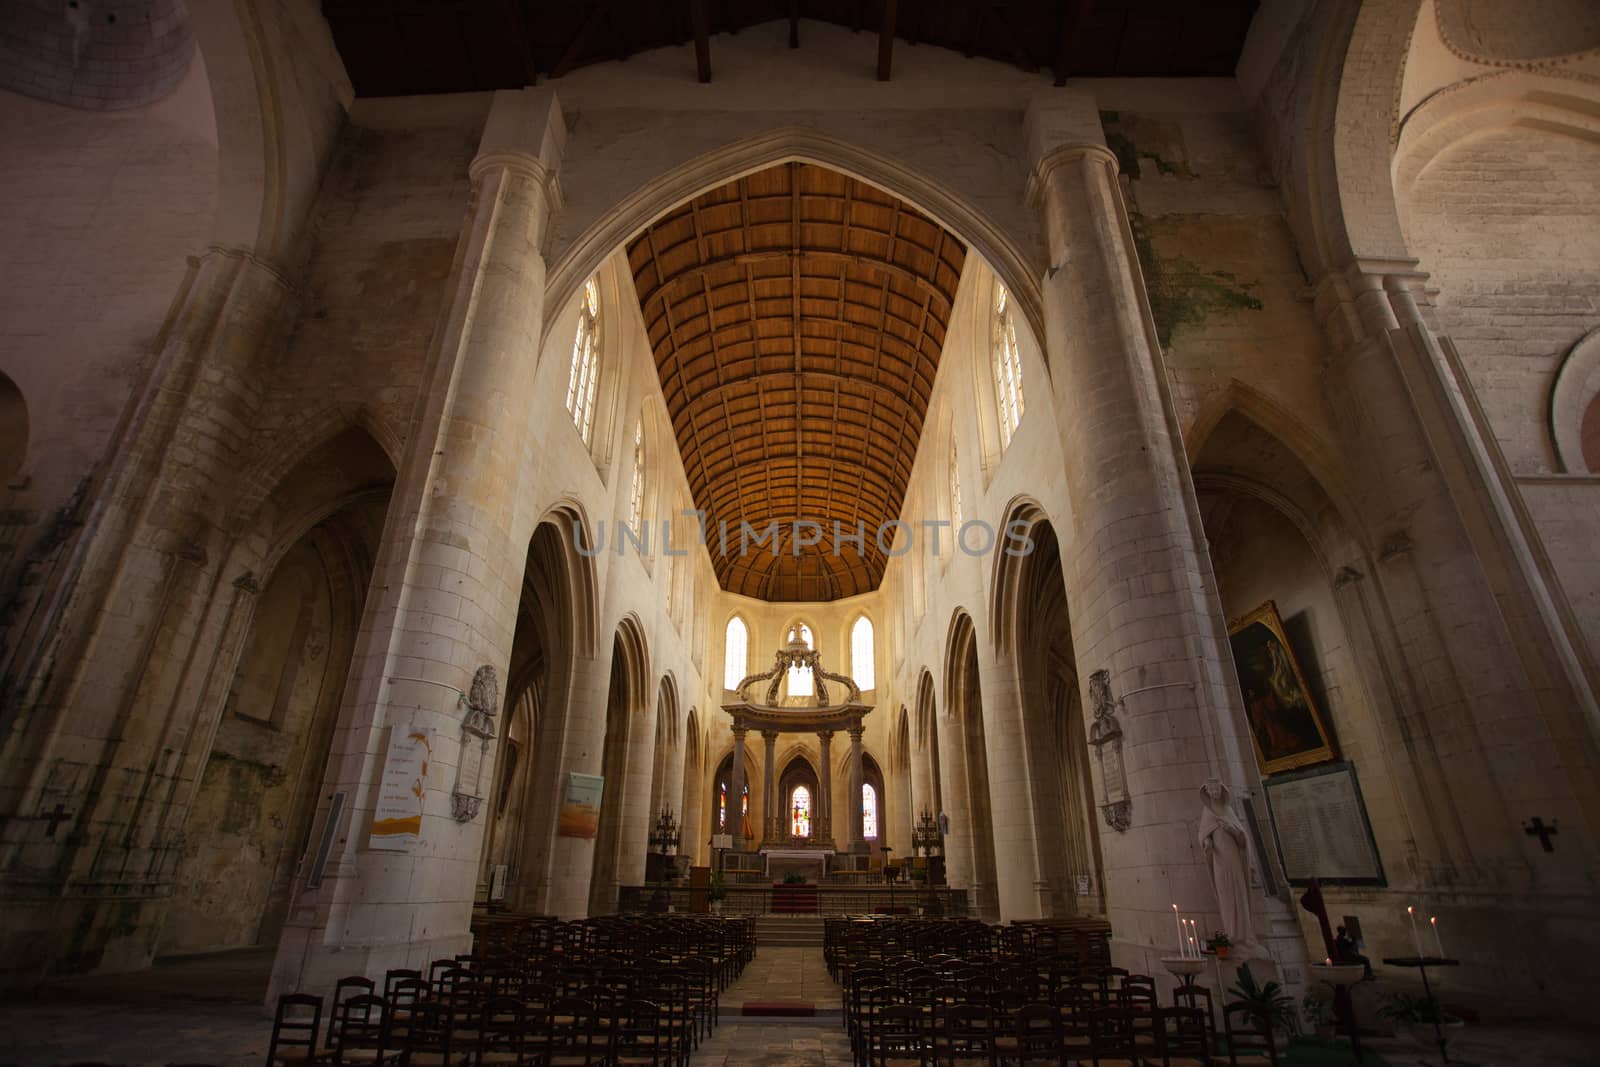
[[558, 772, 605, 839], [369, 726, 434, 851]]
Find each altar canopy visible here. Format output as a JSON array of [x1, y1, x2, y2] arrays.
[[722, 628, 876, 854]]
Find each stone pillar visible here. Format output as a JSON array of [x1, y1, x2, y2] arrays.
[[932, 703, 975, 894], [1024, 94, 1298, 975], [848, 724, 866, 854], [817, 730, 834, 846], [976, 651, 1044, 921], [729, 725, 748, 844], [267, 88, 563, 1000], [909, 736, 934, 836], [761, 730, 778, 842]]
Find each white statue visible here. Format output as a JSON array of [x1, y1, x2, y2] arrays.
[[1198, 778, 1265, 958]]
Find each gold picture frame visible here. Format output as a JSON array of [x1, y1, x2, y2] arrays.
[[1227, 601, 1336, 775]]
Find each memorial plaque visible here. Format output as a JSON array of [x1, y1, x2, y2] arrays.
[[1264, 762, 1384, 884]]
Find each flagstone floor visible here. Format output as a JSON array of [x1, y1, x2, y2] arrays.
[[1, 945, 1595, 1067]]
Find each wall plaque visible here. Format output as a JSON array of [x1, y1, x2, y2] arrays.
[[1263, 761, 1385, 885], [369, 726, 434, 852]]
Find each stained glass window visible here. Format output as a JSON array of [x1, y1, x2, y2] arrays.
[[791, 785, 812, 838], [993, 284, 1025, 448], [787, 623, 814, 698], [718, 782, 727, 829], [724, 617, 748, 690], [950, 439, 963, 531], [851, 615, 875, 690], [566, 276, 602, 444], [862, 783, 878, 840], [628, 419, 645, 532]]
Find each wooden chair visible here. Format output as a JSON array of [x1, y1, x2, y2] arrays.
[[266, 993, 323, 1066], [615, 998, 670, 1067], [474, 996, 532, 1067], [1152, 1005, 1214, 1067], [994, 1001, 1062, 1066], [329, 994, 395, 1066], [871, 1003, 932, 1067], [547, 995, 611, 1067], [935, 1003, 993, 1067], [1087, 1005, 1142, 1067], [398, 1000, 469, 1066], [1220, 1003, 1278, 1067]]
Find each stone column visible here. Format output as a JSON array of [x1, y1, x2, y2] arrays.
[[761, 730, 778, 842], [1024, 95, 1297, 974], [817, 730, 834, 846], [976, 652, 1044, 920], [267, 88, 563, 1000], [729, 725, 748, 845], [847, 724, 866, 854], [909, 736, 934, 836]]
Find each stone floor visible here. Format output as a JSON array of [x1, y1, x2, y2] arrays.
[[1, 946, 1595, 1066], [723, 945, 842, 1012]]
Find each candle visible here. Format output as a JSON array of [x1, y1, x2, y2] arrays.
[[1430, 915, 1443, 960], [1174, 904, 1185, 956], [1407, 906, 1423, 959]]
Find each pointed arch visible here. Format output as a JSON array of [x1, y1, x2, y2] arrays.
[[543, 127, 1046, 371]]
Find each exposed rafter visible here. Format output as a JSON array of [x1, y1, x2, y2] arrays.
[[628, 163, 964, 601]]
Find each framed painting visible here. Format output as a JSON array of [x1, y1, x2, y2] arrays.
[[1227, 601, 1336, 775]]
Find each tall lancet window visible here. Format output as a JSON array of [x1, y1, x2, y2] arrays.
[[566, 276, 602, 444], [851, 615, 875, 690], [862, 783, 878, 840], [627, 419, 645, 532], [723, 616, 749, 690], [787, 624, 815, 698], [993, 284, 1025, 448], [791, 785, 812, 838], [949, 439, 963, 531]]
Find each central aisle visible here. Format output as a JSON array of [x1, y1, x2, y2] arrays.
[[722, 945, 841, 1014], [693, 945, 847, 1064]]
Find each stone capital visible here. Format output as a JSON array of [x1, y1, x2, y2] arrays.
[[469, 87, 565, 215]]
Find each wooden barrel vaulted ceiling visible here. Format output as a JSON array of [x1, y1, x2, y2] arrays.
[[627, 163, 964, 602]]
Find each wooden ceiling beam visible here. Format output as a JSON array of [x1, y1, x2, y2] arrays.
[[648, 248, 951, 309], [690, 0, 711, 82], [551, 0, 615, 79], [1054, 0, 1091, 86], [877, 0, 897, 81]]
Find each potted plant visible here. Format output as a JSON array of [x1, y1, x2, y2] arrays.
[[708, 871, 727, 915], [783, 871, 808, 886], [1378, 991, 1462, 1042], [1301, 989, 1334, 1041], [1207, 932, 1233, 959], [1229, 964, 1297, 1046]]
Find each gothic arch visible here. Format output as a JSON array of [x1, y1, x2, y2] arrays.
[[542, 127, 1046, 367], [943, 609, 999, 918]]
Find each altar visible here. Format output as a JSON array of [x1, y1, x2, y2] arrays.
[[761, 847, 834, 883]]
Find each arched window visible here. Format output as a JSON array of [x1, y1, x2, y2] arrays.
[[627, 418, 645, 531], [791, 785, 812, 838], [566, 276, 602, 444], [949, 439, 963, 531], [787, 623, 814, 698], [993, 284, 1025, 448], [851, 615, 875, 690], [717, 780, 750, 831], [862, 783, 878, 840], [723, 617, 749, 690]]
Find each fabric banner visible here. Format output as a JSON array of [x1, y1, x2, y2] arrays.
[[558, 772, 604, 839], [369, 725, 434, 851]]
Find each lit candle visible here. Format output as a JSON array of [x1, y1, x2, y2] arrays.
[[1407, 906, 1423, 959], [1430, 915, 1444, 960], [1174, 904, 1184, 956]]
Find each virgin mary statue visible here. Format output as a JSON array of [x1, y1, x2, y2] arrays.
[[1198, 778, 1265, 958]]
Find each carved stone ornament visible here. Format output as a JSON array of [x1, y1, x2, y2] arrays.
[[732, 625, 862, 710], [451, 664, 501, 823], [1086, 668, 1131, 833]]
